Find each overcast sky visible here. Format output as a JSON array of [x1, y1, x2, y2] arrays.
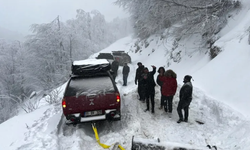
[[0, 0, 128, 35]]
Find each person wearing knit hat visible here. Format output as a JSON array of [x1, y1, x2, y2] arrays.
[[184, 75, 192, 82], [177, 75, 193, 123], [156, 67, 166, 110], [122, 63, 130, 86], [140, 65, 157, 113], [158, 69, 177, 116], [135, 62, 144, 100]]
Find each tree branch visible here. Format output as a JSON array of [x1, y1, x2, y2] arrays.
[[158, 0, 223, 10]]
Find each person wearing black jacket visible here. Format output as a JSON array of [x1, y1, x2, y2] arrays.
[[111, 60, 119, 81], [140, 66, 156, 113], [177, 75, 193, 123], [135, 62, 144, 100], [122, 63, 130, 86]]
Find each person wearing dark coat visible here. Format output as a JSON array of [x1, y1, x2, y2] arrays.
[[122, 63, 130, 86], [135, 62, 144, 100], [111, 60, 119, 81], [158, 69, 177, 114], [140, 66, 156, 113], [177, 75, 193, 123], [156, 67, 165, 109]]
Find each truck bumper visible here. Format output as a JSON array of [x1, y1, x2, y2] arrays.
[[65, 109, 121, 125]]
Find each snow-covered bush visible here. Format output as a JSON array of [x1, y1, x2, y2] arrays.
[[0, 101, 18, 123], [210, 46, 222, 59], [134, 40, 142, 53], [45, 88, 62, 104], [21, 99, 40, 113], [248, 27, 250, 45], [248, 32, 250, 45]]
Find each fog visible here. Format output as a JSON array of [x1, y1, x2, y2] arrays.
[[0, 0, 128, 35]]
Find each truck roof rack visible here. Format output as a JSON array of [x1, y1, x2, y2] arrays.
[[71, 59, 111, 76]]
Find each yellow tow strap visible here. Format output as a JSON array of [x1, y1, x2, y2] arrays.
[[92, 123, 125, 150]]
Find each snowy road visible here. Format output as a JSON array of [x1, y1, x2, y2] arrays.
[[53, 82, 250, 150], [9, 64, 250, 150]]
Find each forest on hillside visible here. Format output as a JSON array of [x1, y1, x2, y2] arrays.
[[0, 9, 131, 123], [115, 0, 242, 67], [0, 0, 242, 123], [115, 0, 240, 40]]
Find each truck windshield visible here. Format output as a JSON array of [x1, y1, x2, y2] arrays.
[[65, 76, 115, 96]]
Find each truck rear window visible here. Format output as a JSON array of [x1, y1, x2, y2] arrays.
[[64, 76, 115, 97]]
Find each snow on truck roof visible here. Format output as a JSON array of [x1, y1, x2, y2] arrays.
[[73, 59, 109, 65]]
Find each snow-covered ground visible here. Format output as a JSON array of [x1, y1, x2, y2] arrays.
[[1, 2, 250, 150]]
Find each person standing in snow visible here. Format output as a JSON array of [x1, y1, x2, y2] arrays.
[[156, 67, 165, 109], [158, 69, 177, 115], [177, 75, 193, 123], [135, 62, 145, 100], [140, 66, 156, 113], [122, 63, 130, 86], [111, 59, 119, 81]]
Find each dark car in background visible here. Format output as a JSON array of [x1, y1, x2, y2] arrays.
[[96, 53, 114, 64], [112, 50, 131, 66], [62, 59, 121, 125]]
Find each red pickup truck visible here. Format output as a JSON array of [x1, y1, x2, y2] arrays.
[[62, 59, 121, 125]]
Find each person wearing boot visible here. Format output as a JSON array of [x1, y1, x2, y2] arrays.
[[135, 62, 144, 100], [158, 69, 177, 117], [141, 66, 156, 113], [122, 63, 130, 86], [111, 59, 119, 82], [177, 75, 193, 123], [156, 67, 165, 110]]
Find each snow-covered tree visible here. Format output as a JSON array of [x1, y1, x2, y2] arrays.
[[0, 10, 132, 122], [24, 16, 69, 91], [115, 0, 240, 40], [0, 39, 25, 122], [24, 10, 131, 92], [64, 9, 132, 62]]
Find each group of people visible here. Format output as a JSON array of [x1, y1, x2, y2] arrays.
[[111, 60, 193, 123], [135, 62, 193, 123]]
